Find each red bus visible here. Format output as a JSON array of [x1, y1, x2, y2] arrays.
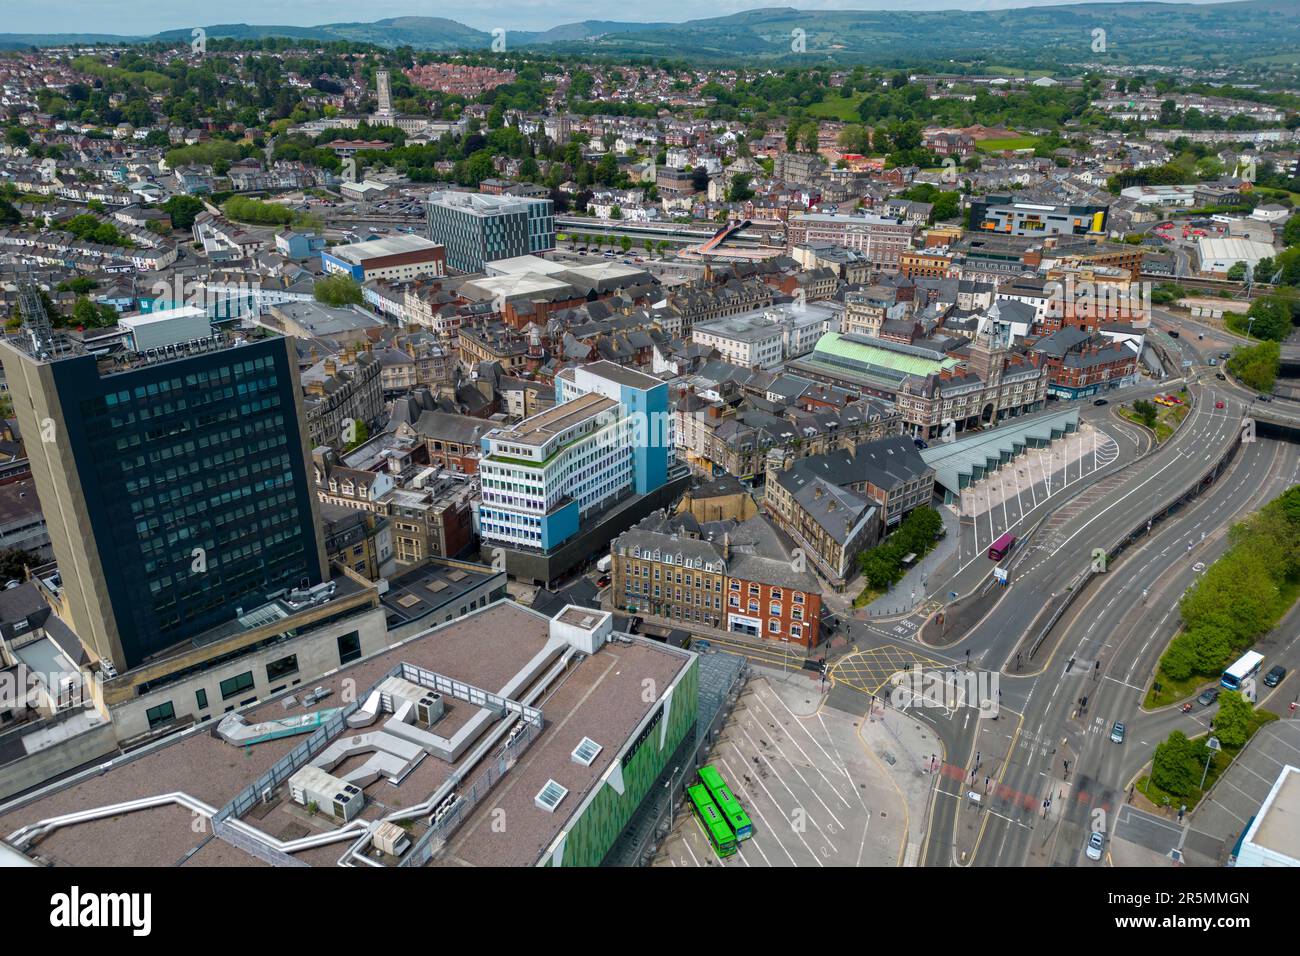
[[988, 532, 1016, 561]]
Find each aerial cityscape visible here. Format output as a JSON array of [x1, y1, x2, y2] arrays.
[[0, 0, 1295, 919]]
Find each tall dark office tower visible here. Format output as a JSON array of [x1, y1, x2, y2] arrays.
[[0, 309, 328, 673]]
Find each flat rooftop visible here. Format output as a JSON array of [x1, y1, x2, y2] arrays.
[[491, 392, 616, 449], [380, 560, 501, 629], [0, 600, 692, 868], [328, 234, 443, 263], [1245, 764, 1300, 862], [440, 630, 683, 867], [564, 359, 664, 391]]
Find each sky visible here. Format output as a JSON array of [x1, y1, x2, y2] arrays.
[[2, 0, 1231, 37]]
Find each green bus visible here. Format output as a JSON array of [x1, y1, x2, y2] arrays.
[[686, 783, 736, 858], [699, 765, 754, 840]]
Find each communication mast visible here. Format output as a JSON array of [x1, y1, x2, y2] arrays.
[[16, 281, 55, 359]]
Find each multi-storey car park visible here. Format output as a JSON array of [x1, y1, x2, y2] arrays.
[[0, 601, 700, 868]]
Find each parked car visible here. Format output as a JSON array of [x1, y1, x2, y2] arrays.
[[1093, 398, 1109, 406], [1216, 401, 1225, 409], [1198, 688, 1221, 707], [1086, 831, 1105, 861], [1110, 721, 1126, 744], [1258, 394, 1272, 402], [1264, 665, 1287, 688], [1215, 373, 1226, 381], [1209, 358, 1218, 366]]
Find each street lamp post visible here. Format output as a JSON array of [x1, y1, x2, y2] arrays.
[[665, 764, 684, 829], [1199, 737, 1221, 792]]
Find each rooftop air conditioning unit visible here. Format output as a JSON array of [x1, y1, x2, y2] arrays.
[[373, 821, 410, 857], [416, 692, 443, 726]]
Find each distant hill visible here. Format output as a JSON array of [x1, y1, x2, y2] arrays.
[[534, 2, 1300, 67], [0, 33, 146, 50], [150, 17, 491, 48], [1, 2, 1298, 66]]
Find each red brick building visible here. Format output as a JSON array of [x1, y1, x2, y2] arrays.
[[611, 513, 824, 650], [1028, 327, 1139, 399]]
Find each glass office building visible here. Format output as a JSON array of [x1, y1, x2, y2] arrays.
[[1, 329, 327, 671], [426, 190, 555, 273]]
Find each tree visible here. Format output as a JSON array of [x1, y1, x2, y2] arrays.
[[1242, 295, 1293, 341], [1151, 731, 1209, 797], [1225, 340, 1280, 392], [1283, 214, 1300, 248], [800, 123, 819, 155], [619, 236, 632, 254], [0, 548, 37, 583], [72, 296, 102, 329], [314, 274, 363, 307], [837, 124, 872, 155], [595, 153, 619, 187], [727, 173, 754, 204], [162, 195, 205, 231], [1159, 633, 1199, 682], [1132, 399, 1159, 429], [345, 418, 369, 451], [1213, 691, 1253, 749], [1227, 262, 1248, 282]]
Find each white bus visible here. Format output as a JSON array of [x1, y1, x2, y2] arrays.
[[1222, 650, 1264, 691]]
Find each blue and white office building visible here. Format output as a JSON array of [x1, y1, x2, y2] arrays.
[[479, 362, 672, 556]]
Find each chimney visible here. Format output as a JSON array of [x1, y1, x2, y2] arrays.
[[324, 357, 337, 377]]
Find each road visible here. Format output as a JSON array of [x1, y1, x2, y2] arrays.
[[971, 432, 1299, 868], [919, 318, 1291, 866]]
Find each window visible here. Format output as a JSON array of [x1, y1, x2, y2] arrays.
[[145, 701, 175, 728], [195, 688, 208, 710], [535, 779, 569, 812], [572, 737, 603, 766], [219, 671, 255, 701], [267, 654, 299, 682], [337, 631, 362, 665], [768, 620, 780, 634]]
